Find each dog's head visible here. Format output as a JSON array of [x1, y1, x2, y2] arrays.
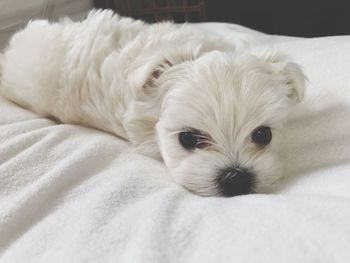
[[126, 49, 305, 197]]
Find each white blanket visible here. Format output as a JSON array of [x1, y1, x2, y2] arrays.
[[1, 23, 350, 263]]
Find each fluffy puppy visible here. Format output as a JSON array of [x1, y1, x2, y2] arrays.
[[0, 10, 305, 197]]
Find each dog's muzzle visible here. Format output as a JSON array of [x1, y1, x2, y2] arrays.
[[216, 167, 255, 197]]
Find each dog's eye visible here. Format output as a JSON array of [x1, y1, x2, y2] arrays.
[[251, 126, 272, 146], [178, 131, 200, 150]]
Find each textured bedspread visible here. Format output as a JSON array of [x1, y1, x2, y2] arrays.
[[1, 23, 350, 263]]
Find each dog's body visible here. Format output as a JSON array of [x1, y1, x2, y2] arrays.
[[0, 10, 305, 197]]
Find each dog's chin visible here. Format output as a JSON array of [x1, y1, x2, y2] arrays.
[[172, 164, 282, 197], [165, 150, 283, 197]]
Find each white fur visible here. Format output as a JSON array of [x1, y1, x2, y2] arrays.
[[0, 10, 305, 196]]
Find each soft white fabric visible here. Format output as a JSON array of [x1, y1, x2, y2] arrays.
[[1, 23, 350, 263]]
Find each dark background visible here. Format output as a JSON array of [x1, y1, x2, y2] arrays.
[[94, 0, 350, 37], [207, 0, 350, 37]]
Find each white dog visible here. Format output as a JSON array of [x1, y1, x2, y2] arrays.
[[0, 10, 305, 197]]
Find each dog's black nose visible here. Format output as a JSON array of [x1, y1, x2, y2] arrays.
[[217, 167, 255, 197]]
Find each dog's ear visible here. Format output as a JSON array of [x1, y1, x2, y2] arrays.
[[143, 60, 173, 92], [123, 58, 176, 160], [253, 49, 306, 103], [128, 57, 174, 97], [272, 60, 306, 103]]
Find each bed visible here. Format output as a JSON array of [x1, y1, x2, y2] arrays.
[[1, 8, 350, 263]]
